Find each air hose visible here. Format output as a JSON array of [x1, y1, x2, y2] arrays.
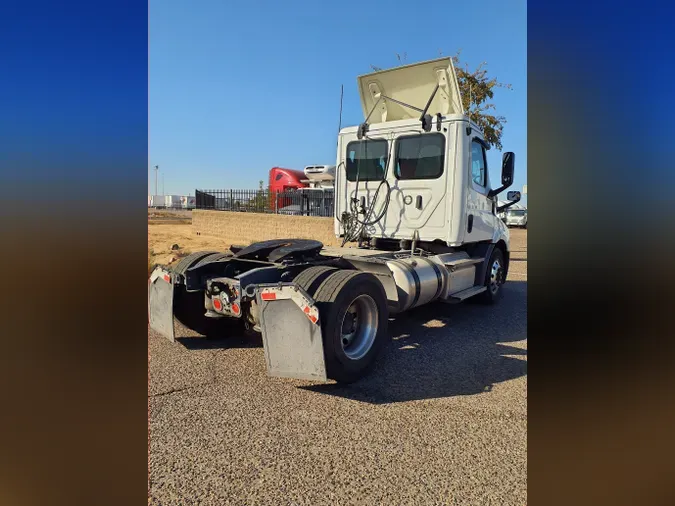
[[340, 136, 393, 246]]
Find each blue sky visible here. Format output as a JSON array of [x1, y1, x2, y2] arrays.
[[149, 0, 526, 203]]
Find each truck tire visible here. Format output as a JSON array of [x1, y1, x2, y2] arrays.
[[193, 251, 233, 268], [172, 251, 218, 277], [293, 266, 338, 296], [476, 247, 505, 304], [313, 270, 389, 383]]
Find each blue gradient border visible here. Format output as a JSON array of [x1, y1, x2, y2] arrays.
[[528, 2, 675, 505], [0, 2, 149, 506], [0, 0, 147, 189]]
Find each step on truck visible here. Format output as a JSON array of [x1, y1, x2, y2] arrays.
[[149, 57, 522, 383]]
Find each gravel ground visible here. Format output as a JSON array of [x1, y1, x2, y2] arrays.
[[149, 229, 527, 505]]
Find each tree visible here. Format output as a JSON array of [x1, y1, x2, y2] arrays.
[[451, 50, 512, 150], [370, 50, 512, 150], [249, 179, 268, 211]]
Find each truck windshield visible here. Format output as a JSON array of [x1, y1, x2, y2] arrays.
[[345, 139, 388, 182]]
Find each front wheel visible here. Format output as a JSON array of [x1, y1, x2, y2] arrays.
[[313, 270, 389, 383], [476, 248, 506, 304]]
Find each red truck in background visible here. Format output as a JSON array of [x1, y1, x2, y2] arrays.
[[268, 167, 308, 209]]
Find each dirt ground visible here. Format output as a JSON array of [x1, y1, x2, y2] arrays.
[[148, 210, 226, 270]]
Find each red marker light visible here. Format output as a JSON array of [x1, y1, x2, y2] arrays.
[[213, 298, 222, 311], [231, 303, 240, 315], [261, 292, 276, 301]]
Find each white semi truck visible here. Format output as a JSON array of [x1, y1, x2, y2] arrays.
[[149, 57, 521, 383]]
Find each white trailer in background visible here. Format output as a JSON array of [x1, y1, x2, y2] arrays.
[[150, 57, 522, 384], [150, 195, 165, 208], [164, 195, 182, 209], [181, 196, 196, 209]]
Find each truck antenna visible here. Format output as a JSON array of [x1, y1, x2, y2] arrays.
[[337, 84, 344, 137]]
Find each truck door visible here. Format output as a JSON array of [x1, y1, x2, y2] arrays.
[[383, 132, 449, 240], [465, 137, 496, 242]]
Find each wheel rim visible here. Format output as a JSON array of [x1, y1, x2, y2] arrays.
[[340, 294, 378, 360], [489, 258, 503, 294]]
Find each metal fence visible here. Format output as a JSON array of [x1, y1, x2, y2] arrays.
[[196, 189, 335, 217]]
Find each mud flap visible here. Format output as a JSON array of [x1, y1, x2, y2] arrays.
[[256, 284, 327, 382], [148, 267, 175, 342]]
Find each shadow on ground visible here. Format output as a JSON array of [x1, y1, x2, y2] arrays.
[[170, 280, 527, 404], [175, 330, 262, 350], [302, 280, 527, 403]]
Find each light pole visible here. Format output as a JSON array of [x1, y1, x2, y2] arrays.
[[154, 165, 159, 196]]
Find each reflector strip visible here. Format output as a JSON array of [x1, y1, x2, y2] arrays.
[[256, 285, 320, 326], [163, 274, 171, 283]]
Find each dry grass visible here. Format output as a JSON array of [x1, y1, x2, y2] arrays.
[[148, 208, 192, 226], [148, 219, 230, 276]]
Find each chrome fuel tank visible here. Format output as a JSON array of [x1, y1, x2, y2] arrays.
[[385, 257, 446, 312]]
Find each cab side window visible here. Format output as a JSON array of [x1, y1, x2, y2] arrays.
[[471, 140, 487, 187]]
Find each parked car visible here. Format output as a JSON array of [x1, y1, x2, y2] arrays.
[[505, 208, 527, 228]]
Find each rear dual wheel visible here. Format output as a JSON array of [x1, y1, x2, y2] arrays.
[[297, 268, 389, 383]]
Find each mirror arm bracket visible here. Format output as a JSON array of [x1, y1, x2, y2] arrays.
[[488, 184, 510, 198], [497, 195, 521, 213]]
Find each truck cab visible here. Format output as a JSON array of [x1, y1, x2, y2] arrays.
[[334, 57, 514, 252], [268, 166, 308, 210]]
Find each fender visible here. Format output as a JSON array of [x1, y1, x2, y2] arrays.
[[472, 243, 497, 287], [471, 232, 510, 286]]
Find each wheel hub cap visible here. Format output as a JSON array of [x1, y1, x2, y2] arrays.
[[340, 295, 378, 361], [490, 259, 503, 294]]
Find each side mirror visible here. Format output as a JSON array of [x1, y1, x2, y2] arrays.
[[497, 190, 521, 213], [488, 151, 516, 198], [501, 152, 515, 186]]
